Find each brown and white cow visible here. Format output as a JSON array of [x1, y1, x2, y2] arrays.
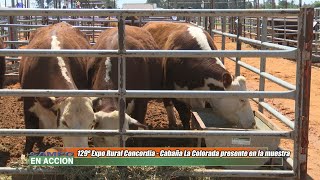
[[0, 38, 5, 89], [143, 22, 255, 129], [87, 25, 161, 147], [19, 22, 95, 153]]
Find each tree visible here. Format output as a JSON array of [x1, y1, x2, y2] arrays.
[[313, 1, 320, 7], [246, 2, 253, 8], [147, 0, 166, 8], [101, 0, 117, 8], [278, 0, 287, 8], [216, 0, 228, 9]]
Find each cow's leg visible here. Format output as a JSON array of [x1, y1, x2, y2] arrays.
[[172, 99, 191, 130], [128, 99, 148, 147], [23, 98, 43, 154], [131, 98, 148, 126], [163, 98, 177, 129], [0, 58, 5, 89]]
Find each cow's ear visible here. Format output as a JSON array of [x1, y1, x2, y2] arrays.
[[222, 73, 233, 88], [91, 97, 102, 112], [35, 97, 56, 109]]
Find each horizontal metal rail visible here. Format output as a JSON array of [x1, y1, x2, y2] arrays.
[[273, 25, 298, 28], [0, 24, 112, 30], [0, 34, 9, 38], [0, 49, 297, 58], [227, 57, 296, 90], [0, 9, 300, 17], [252, 99, 294, 129], [0, 89, 295, 99], [268, 36, 298, 44], [17, 19, 42, 22], [269, 27, 298, 33], [312, 54, 320, 62], [0, 167, 295, 178], [212, 30, 296, 51], [4, 40, 28, 44], [5, 57, 20, 61], [0, 129, 292, 138]]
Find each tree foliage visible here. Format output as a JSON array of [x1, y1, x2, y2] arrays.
[[313, 1, 320, 7], [147, 0, 167, 8]]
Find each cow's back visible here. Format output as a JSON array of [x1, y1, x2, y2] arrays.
[[143, 22, 188, 49], [0, 38, 5, 88], [20, 22, 91, 90], [88, 26, 162, 91], [143, 22, 218, 51]]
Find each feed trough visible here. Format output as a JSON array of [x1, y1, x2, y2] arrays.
[[191, 109, 282, 170]]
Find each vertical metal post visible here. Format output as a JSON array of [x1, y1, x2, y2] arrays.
[[8, 16, 17, 50], [271, 18, 274, 43], [242, 0, 246, 37], [230, 16, 234, 42], [235, 17, 242, 76], [118, 15, 126, 147], [209, 0, 215, 37], [205, 17, 208, 31], [294, 7, 313, 180], [221, 16, 226, 64], [249, 17, 252, 39], [256, 0, 260, 40], [258, 17, 267, 112], [316, 10, 319, 54], [92, 16, 95, 43], [284, 18, 287, 46]]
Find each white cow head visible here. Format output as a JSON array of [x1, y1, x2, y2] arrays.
[[93, 111, 147, 147], [208, 76, 256, 129], [32, 97, 95, 147]]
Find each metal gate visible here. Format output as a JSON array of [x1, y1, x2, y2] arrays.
[[0, 8, 313, 179]]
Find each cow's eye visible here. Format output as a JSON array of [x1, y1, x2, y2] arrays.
[[240, 99, 246, 103]]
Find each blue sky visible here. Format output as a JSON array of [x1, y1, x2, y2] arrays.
[[0, 0, 315, 8]]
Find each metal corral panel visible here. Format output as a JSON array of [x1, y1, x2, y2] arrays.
[[191, 109, 281, 170]]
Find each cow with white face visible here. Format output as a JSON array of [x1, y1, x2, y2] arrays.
[[143, 22, 255, 129], [19, 22, 95, 153], [207, 76, 255, 128]]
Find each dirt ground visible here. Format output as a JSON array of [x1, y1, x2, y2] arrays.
[[0, 36, 319, 179]]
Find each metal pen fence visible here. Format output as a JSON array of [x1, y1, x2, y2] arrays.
[[0, 8, 313, 179]]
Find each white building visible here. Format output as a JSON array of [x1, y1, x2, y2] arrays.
[[122, 3, 156, 9]]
